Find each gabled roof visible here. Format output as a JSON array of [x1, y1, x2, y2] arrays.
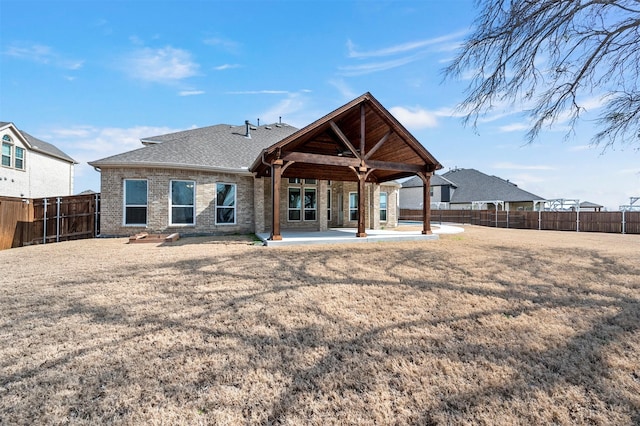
[[89, 123, 299, 172], [401, 174, 456, 188], [442, 168, 544, 203], [0, 122, 76, 163], [250, 92, 442, 183]]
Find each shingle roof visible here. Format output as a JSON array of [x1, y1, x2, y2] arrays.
[[89, 123, 299, 171], [442, 168, 545, 202], [401, 174, 456, 188], [1, 122, 76, 163], [20, 130, 76, 163]]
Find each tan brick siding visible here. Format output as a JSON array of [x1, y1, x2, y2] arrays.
[[100, 168, 255, 236]]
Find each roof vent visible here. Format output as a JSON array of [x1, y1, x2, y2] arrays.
[[245, 120, 251, 139]]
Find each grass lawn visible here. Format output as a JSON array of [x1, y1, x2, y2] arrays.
[[1, 226, 639, 425]]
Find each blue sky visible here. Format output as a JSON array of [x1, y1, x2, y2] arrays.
[[1, 0, 638, 210]]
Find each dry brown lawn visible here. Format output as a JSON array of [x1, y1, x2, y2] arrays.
[[1, 226, 639, 425]]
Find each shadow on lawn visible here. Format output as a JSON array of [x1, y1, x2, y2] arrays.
[[1, 243, 639, 424]]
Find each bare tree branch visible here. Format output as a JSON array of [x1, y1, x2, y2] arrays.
[[445, 0, 640, 149]]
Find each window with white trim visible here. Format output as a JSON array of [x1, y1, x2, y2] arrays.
[[380, 192, 388, 222], [170, 180, 195, 225], [15, 146, 25, 170], [327, 188, 331, 221], [2, 135, 12, 167], [124, 179, 148, 225], [216, 183, 236, 224], [349, 192, 358, 221]]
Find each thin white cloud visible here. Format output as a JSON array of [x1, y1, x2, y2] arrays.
[[203, 37, 241, 54], [328, 79, 357, 100], [178, 90, 205, 96], [498, 123, 529, 132], [226, 90, 289, 95], [492, 162, 555, 171], [124, 46, 199, 83], [338, 52, 425, 76], [389, 106, 438, 129], [347, 30, 468, 58], [214, 63, 242, 71], [3, 42, 84, 70]]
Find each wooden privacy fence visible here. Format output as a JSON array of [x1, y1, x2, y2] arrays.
[[0, 193, 100, 250], [399, 208, 640, 234]]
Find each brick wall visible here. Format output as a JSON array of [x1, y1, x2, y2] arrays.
[[100, 167, 255, 236]]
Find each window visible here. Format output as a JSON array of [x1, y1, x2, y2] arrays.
[[1, 141, 10, 167], [349, 192, 358, 221], [170, 180, 195, 225], [288, 178, 301, 184], [216, 183, 236, 224], [288, 187, 301, 221], [124, 179, 147, 225], [304, 188, 316, 221], [327, 188, 331, 221], [15, 147, 25, 170], [430, 186, 434, 197], [380, 192, 388, 222], [305, 179, 317, 185]]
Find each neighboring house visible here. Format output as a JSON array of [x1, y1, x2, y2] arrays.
[[0, 122, 76, 198], [90, 93, 442, 239], [579, 201, 603, 212], [401, 168, 545, 211]]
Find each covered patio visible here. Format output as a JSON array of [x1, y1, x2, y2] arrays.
[[250, 92, 443, 241]]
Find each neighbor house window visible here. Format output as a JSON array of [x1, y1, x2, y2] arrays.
[[15, 147, 25, 170], [380, 192, 388, 222], [304, 188, 317, 221], [216, 183, 236, 224], [124, 179, 148, 225], [1, 135, 12, 167], [170, 180, 195, 225], [327, 188, 331, 221], [349, 192, 358, 221], [288, 187, 301, 221]]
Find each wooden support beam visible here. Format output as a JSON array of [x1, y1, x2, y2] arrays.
[[360, 104, 366, 166], [418, 172, 433, 235], [367, 160, 428, 173], [270, 162, 283, 240], [364, 130, 392, 160], [357, 171, 367, 237], [329, 121, 360, 159], [282, 151, 360, 167]]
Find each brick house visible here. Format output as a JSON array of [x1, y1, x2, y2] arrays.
[[1, 122, 76, 198], [90, 93, 441, 239]]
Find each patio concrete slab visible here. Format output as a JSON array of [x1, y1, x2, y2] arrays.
[[256, 224, 463, 247]]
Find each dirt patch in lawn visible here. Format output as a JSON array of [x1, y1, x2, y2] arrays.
[[1, 226, 639, 425]]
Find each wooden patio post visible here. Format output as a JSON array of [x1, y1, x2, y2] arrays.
[[356, 170, 367, 237], [419, 172, 433, 235], [270, 160, 283, 240]]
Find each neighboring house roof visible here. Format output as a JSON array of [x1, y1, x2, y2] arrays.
[[89, 123, 299, 172], [401, 174, 456, 188], [580, 201, 603, 209], [0, 122, 76, 163], [442, 168, 545, 203]]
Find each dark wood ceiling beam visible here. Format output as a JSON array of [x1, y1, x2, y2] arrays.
[[367, 159, 429, 173], [329, 121, 360, 159], [282, 151, 360, 167]]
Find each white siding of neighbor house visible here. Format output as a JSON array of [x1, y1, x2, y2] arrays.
[[0, 128, 74, 198]]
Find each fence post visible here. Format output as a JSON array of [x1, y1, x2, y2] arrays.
[[42, 198, 48, 244], [56, 197, 61, 242], [622, 210, 626, 234], [538, 210, 541, 230], [576, 209, 580, 232], [95, 193, 99, 237]]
